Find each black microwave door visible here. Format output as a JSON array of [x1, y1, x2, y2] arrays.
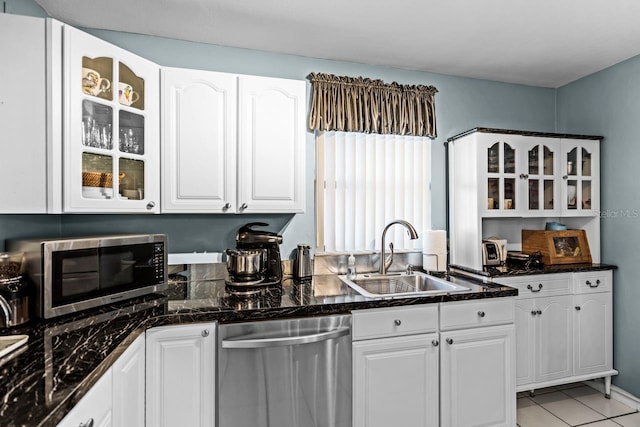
[[99, 243, 156, 290], [51, 248, 100, 307]]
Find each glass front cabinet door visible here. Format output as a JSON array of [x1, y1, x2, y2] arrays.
[[481, 135, 519, 216], [518, 138, 561, 217], [63, 25, 159, 213], [560, 139, 600, 216]]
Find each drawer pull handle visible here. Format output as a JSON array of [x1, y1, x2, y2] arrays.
[[79, 419, 94, 427], [477, 311, 486, 318], [536, 310, 542, 315], [575, 306, 581, 311], [586, 280, 600, 288], [527, 283, 543, 293], [394, 319, 402, 326], [432, 340, 439, 347], [531, 310, 537, 316], [446, 338, 454, 345]]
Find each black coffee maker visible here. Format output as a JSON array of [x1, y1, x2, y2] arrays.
[[236, 222, 283, 286]]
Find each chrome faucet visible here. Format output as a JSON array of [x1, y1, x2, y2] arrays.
[[0, 294, 12, 328], [379, 220, 419, 275]]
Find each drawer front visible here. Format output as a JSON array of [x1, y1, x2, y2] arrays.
[[440, 298, 514, 331], [57, 369, 113, 427], [573, 271, 612, 294], [495, 274, 571, 299], [352, 304, 438, 341]]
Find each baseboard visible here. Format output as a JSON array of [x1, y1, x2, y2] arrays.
[[585, 379, 640, 410]]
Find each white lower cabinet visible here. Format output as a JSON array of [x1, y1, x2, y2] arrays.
[[146, 322, 216, 427], [497, 270, 615, 394], [353, 299, 515, 427], [57, 333, 146, 427], [57, 369, 113, 427], [440, 325, 516, 427], [112, 334, 146, 427], [353, 333, 439, 427]]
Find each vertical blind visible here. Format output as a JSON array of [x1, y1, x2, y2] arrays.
[[317, 131, 431, 253]]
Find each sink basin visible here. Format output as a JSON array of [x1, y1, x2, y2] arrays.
[[338, 271, 470, 299]]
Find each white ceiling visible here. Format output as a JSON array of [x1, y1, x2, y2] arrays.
[[36, 0, 640, 88]]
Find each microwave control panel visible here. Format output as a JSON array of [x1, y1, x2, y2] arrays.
[[153, 243, 165, 281]]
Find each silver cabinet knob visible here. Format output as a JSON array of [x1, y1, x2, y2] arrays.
[[239, 203, 248, 211], [519, 173, 529, 179], [146, 201, 156, 210], [79, 419, 94, 427], [477, 311, 486, 318], [394, 319, 402, 326], [446, 338, 454, 345], [432, 340, 439, 347], [562, 175, 568, 180], [223, 202, 231, 210], [201, 330, 210, 338], [575, 306, 581, 311]]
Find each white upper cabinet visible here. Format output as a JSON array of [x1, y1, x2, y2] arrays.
[[237, 75, 306, 213], [63, 25, 160, 213], [0, 14, 47, 213], [160, 71, 306, 213], [161, 67, 237, 213]]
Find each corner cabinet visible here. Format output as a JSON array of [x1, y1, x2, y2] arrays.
[[145, 322, 216, 427], [161, 68, 306, 213], [63, 25, 160, 213], [448, 128, 602, 271]]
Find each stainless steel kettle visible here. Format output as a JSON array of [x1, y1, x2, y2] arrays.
[[293, 244, 312, 279]]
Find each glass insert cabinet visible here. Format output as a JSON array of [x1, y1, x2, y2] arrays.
[[64, 25, 159, 213], [479, 134, 599, 217]]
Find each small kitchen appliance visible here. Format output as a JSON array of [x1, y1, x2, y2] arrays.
[[0, 252, 31, 327], [225, 223, 283, 293], [482, 237, 507, 267], [293, 243, 312, 280], [7, 234, 167, 319]]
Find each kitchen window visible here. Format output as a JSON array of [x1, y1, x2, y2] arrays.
[[316, 131, 431, 253]]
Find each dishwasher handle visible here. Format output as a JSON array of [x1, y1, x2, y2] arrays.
[[221, 327, 350, 349]]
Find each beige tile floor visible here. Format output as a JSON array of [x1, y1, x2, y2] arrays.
[[517, 383, 639, 426]]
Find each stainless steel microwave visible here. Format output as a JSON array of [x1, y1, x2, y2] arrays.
[[7, 234, 167, 319]]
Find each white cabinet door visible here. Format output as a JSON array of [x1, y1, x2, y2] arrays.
[[63, 24, 160, 213], [535, 295, 573, 383], [57, 370, 113, 427], [440, 324, 516, 427], [112, 334, 145, 427], [574, 292, 612, 376], [237, 75, 306, 213], [517, 138, 561, 216], [560, 138, 600, 216], [0, 14, 47, 213], [353, 333, 439, 427], [161, 67, 237, 213], [515, 299, 536, 387], [146, 323, 215, 427]]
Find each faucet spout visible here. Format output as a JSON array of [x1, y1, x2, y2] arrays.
[[0, 294, 12, 328], [379, 220, 419, 275]]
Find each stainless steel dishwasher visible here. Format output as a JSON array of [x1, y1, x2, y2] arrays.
[[218, 314, 352, 427]]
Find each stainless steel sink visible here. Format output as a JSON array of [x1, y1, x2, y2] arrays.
[[338, 271, 470, 298]]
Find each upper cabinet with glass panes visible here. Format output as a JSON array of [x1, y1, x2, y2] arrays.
[[64, 24, 159, 213], [475, 132, 599, 218]]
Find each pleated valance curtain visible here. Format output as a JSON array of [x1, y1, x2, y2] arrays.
[[307, 73, 438, 138]]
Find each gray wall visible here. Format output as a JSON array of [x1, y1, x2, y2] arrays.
[[2, 0, 556, 256], [557, 57, 640, 396]]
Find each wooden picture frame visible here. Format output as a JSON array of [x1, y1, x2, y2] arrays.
[[522, 229, 592, 265]]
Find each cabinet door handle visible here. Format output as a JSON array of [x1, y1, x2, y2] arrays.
[[201, 330, 210, 338], [446, 338, 454, 345], [432, 340, 439, 347], [239, 203, 248, 211], [575, 306, 581, 311], [223, 202, 231, 210], [562, 175, 568, 180], [531, 310, 537, 316], [394, 319, 402, 326], [536, 310, 542, 315], [586, 280, 600, 288], [477, 311, 486, 318], [527, 283, 543, 293], [146, 201, 156, 210], [519, 173, 529, 179], [79, 419, 94, 427]]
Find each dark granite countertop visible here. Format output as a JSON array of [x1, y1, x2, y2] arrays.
[[0, 273, 516, 427], [450, 263, 617, 278]]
